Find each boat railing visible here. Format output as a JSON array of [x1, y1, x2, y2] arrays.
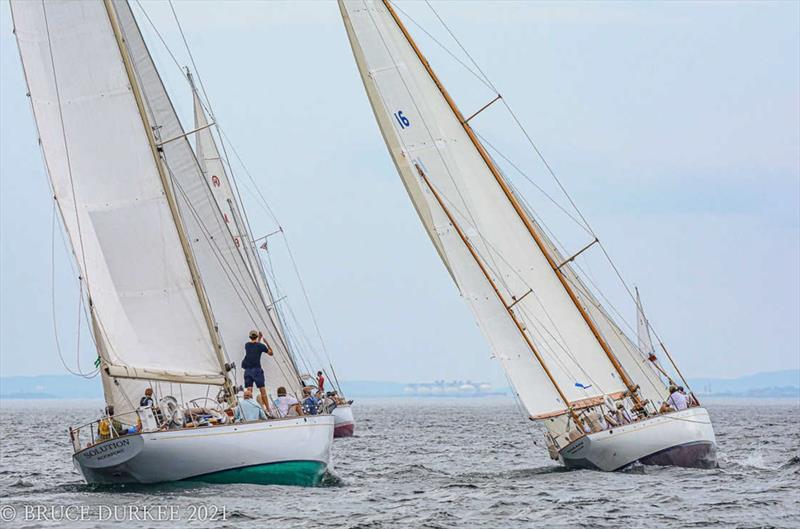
[[68, 408, 156, 453]]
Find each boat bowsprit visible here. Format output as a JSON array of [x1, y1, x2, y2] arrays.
[[71, 415, 334, 486]]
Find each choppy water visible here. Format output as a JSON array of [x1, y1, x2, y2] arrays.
[[0, 397, 798, 528]]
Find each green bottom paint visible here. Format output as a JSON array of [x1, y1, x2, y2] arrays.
[[186, 460, 327, 487]]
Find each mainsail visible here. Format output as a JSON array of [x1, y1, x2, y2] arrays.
[[13, 0, 303, 414], [12, 0, 225, 385], [339, 0, 649, 418]]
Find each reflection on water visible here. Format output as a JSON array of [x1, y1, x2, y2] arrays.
[[1, 397, 798, 528]]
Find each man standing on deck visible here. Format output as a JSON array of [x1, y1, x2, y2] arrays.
[[316, 370, 325, 394], [242, 330, 273, 411]]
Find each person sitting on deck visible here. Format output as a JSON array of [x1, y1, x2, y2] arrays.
[[139, 388, 155, 408], [274, 386, 302, 417], [679, 386, 698, 407], [234, 388, 267, 422], [302, 386, 322, 415], [667, 385, 689, 411], [660, 385, 688, 413], [139, 387, 164, 426], [614, 402, 635, 425], [97, 405, 137, 441]]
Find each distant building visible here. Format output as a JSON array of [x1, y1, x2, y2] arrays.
[[401, 381, 501, 397]]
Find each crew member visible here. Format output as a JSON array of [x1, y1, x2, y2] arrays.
[[242, 330, 273, 410]]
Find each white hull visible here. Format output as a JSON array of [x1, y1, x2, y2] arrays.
[[559, 407, 717, 471], [332, 405, 355, 437], [73, 415, 334, 486]]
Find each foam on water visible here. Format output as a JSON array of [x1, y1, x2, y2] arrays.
[[0, 398, 798, 528]]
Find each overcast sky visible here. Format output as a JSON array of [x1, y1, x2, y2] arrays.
[[1, 1, 798, 387]]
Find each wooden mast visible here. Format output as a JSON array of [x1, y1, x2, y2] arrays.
[[381, 0, 643, 405], [415, 165, 582, 428], [103, 0, 233, 399]]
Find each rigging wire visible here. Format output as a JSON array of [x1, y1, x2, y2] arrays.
[[388, 1, 495, 93], [129, 1, 325, 393], [50, 201, 98, 379], [415, 0, 692, 391], [159, 0, 337, 387], [362, 2, 607, 396]]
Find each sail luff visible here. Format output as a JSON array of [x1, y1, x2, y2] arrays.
[[340, 0, 638, 416], [379, 0, 642, 404], [416, 165, 582, 426], [339, 1, 580, 417], [102, 0, 229, 383]]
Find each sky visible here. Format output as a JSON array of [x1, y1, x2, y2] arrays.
[[1, 1, 798, 388]]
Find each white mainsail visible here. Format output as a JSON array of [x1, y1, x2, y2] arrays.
[[12, 0, 225, 387], [339, 0, 631, 418]]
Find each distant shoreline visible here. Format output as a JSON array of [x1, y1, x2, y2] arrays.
[[1, 369, 797, 400]]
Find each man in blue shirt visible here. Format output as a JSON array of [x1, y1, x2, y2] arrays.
[[242, 330, 273, 411], [234, 388, 267, 422], [301, 386, 321, 415]]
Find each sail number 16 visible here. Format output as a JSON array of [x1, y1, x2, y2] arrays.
[[394, 110, 410, 129]]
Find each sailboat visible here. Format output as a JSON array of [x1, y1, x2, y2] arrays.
[[12, 0, 333, 485], [338, 0, 716, 471], [189, 72, 357, 439]]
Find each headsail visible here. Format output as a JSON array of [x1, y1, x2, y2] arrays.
[[12, 0, 225, 388], [191, 81, 271, 307], [339, 0, 633, 418]]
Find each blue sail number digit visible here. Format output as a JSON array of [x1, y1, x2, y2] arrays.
[[394, 110, 410, 129]]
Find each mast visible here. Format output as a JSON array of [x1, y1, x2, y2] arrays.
[[416, 165, 582, 427], [381, 0, 642, 405], [103, 0, 231, 391]]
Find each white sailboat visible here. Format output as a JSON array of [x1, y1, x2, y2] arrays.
[[338, 0, 716, 471], [332, 404, 356, 438], [191, 75, 357, 439], [12, 0, 333, 485]]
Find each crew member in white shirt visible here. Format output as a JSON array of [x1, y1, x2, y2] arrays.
[[662, 385, 689, 412], [273, 386, 303, 417]]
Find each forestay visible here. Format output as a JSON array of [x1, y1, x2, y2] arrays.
[[11, 0, 224, 385], [339, 0, 630, 417]]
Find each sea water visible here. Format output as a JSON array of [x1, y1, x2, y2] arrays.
[[0, 397, 797, 528]]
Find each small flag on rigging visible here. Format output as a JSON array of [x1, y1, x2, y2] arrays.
[[575, 382, 592, 390], [259, 241, 268, 251], [94, 356, 101, 368]]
